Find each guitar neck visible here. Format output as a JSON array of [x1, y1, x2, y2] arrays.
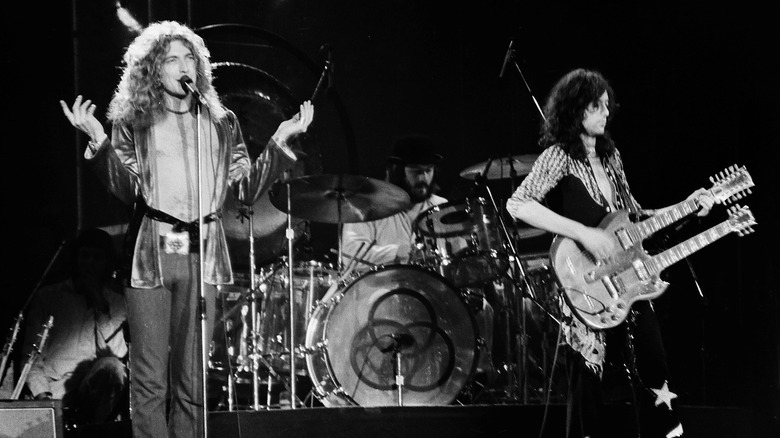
[[630, 199, 700, 242], [646, 220, 734, 275], [11, 316, 53, 399], [625, 164, 753, 245]]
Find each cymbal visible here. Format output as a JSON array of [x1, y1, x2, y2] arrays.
[[459, 154, 539, 180], [269, 174, 411, 224]]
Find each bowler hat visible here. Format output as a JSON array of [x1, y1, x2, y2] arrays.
[[387, 134, 443, 165]]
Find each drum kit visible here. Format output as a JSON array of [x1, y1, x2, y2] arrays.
[[209, 154, 567, 411]]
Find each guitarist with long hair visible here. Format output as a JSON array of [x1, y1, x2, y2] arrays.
[[506, 68, 716, 438]]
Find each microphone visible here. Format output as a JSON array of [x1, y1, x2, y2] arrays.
[[499, 40, 514, 78], [469, 158, 493, 198], [178, 75, 207, 105], [324, 45, 334, 89], [390, 333, 415, 348], [379, 333, 415, 353]]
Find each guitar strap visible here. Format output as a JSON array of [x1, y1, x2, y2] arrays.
[[605, 155, 639, 215]]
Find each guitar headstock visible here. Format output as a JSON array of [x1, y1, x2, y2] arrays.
[[710, 164, 754, 204], [727, 204, 756, 236]]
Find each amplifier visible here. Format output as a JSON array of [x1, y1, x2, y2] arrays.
[[0, 399, 64, 438]]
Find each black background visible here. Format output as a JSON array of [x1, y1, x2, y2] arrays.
[[4, 1, 778, 435]]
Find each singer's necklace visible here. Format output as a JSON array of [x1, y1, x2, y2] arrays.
[[165, 104, 192, 115]]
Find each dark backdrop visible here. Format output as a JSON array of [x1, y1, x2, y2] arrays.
[[4, 1, 778, 435]]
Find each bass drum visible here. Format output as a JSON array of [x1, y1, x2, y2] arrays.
[[304, 265, 479, 407]]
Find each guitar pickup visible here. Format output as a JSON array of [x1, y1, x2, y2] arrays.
[[615, 227, 633, 250], [600, 275, 621, 300], [632, 258, 649, 281]]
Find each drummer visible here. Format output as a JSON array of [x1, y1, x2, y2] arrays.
[[340, 134, 450, 270], [340, 134, 496, 382]]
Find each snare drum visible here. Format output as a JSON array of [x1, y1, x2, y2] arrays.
[[413, 197, 508, 287], [304, 264, 479, 407]]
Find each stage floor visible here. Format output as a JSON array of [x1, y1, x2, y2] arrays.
[[65, 403, 766, 438]]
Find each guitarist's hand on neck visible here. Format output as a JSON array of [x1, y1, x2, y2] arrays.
[[687, 187, 716, 217]]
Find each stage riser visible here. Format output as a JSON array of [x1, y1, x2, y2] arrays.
[[22, 404, 755, 438], [207, 405, 754, 438]]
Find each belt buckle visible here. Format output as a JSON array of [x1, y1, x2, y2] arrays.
[[163, 230, 190, 255]]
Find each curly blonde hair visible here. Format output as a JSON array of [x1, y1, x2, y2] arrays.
[[107, 20, 226, 127]]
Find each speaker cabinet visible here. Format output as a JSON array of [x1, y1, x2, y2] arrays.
[[0, 399, 64, 438]]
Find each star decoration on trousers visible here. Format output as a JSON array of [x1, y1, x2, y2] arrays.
[[651, 380, 677, 410]]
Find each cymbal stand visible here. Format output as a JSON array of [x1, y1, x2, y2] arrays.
[[244, 203, 263, 411]]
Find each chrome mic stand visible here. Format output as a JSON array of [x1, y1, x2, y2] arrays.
[[498, 39, 556, 402], [193, 91, 210, 438]]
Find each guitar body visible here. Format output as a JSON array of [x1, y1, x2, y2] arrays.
[[551, 212, 669, 330], [550, 203, 756, 330]]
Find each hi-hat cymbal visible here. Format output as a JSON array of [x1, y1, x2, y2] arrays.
[[460, 154, 539, 180], [269, 174, 411, 224]]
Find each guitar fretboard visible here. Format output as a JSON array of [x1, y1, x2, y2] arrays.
[[628, 198, 700, 243], [648, 218, 740, 275]]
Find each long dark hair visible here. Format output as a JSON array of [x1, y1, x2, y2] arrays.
[[539, 68, 618, 160]]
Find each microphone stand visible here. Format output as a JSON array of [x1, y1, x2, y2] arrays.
[[685, 256, 708, 403], [194, 95, 209, 437], [502, 46, 545, 121], [394, 349, 405, 406]]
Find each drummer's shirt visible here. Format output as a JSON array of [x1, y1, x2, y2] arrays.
[[341, 194, 463, 270]]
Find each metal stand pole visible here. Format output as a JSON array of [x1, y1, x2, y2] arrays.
[[195, 100, 209, 438], [247, 210, 262, 411], [477, 182, 560, 403], [285, 180, 297, 409], [395, 351, 404, 406]]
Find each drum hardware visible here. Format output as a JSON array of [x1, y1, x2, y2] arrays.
[[412, 197, 508, 288], [330, 247, 379, 269], [269, 173, 410, 408], [376, 333, 416, 406], [304, 264, 479, 407], [459, 154, 538, 181], [460, 171, 561, 405], [269, 174, 411, 225]]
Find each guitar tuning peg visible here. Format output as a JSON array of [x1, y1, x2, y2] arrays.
[[709, 176, 716, 183]]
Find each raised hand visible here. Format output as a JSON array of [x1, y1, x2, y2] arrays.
[[59, 95, 107, 144], [274, 100, 314, 144]]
